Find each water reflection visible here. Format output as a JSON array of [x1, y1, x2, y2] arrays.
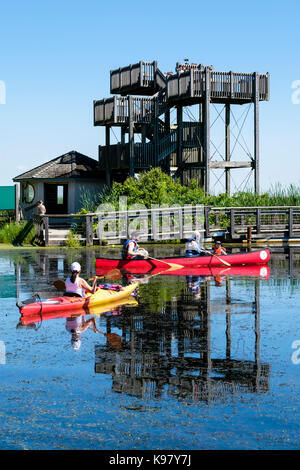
[[4, 246, 300, 405], [95, 275, 270, 402]]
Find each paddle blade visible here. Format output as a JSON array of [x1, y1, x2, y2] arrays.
[[105, 333, 122, 350], [168, 263, 184, 270], [53, 280, 66, 291], [105, 269, 122, 281]]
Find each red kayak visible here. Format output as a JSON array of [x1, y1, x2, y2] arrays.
[[19, 297, 138, 325], [17, 283, 138, 316], [96, 249, 270, 273], [97, 264, 270, 278]]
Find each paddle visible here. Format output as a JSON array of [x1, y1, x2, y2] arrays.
[[53, 270, 121, 291], [146, 256, 183, 270], [92, 328, 122, 350], [53, 280, 66, 291], [203, 249, 231, 267], [129, 263, 182, 284]]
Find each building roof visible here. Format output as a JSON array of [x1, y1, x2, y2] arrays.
[[13, 151, 102, 181]]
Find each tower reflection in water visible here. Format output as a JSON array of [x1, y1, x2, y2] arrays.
[[95, 276, 270, 402]]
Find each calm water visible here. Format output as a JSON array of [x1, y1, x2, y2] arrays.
[[0, 245, 299, 450]]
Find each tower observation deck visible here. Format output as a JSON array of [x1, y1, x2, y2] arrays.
[[93, 60, 269, 194]]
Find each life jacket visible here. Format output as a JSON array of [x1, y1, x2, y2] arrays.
[[213, 246, 226, 256], [122, 239, 138, 259], [185, 238, 202, 256]]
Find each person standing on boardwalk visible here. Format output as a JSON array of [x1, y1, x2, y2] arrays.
[[37, 200, 46, 216]]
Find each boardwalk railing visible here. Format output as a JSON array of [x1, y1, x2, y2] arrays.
[[35, 206, 300, 246], [205, 206, 300, 239]]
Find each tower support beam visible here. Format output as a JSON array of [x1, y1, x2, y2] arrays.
[[204, 67, 211, 194], [225, 103, 230, 194], [254, 72, 260, 195]]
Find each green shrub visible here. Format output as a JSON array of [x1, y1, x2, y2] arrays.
[[65, 229, 82, 248], [78, 168, 300, 211]]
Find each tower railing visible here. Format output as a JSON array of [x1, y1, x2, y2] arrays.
[[94, 96, 154, 125], [167, 70, 270, 102], [110, 61, 166, 95]]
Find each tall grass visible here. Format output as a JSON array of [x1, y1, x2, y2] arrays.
[[0, 221, 35, 244]]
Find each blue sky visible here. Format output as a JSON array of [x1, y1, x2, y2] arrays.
[[0, 0, 300, 192]]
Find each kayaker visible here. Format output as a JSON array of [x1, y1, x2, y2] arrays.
[[122, 234, 149, 260], [214, 275, 224, 287], [212, 241, 227, 256], [186, 275, 208, 300], [66, 314, 99, 350], [185, 231, 206, 257], [64, 262, 97, 297]]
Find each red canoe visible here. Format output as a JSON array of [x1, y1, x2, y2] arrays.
[[96, 249, 270, 273], [96, 264, 270, 279]]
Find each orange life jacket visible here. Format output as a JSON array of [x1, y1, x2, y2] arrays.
[[213, 246, 226, 256]]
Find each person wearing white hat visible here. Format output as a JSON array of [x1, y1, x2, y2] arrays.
[[185, 230, 206, 258], [65, 262, 97, 298], [65, 313, 99, 351]]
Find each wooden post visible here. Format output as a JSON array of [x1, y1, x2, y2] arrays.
[[121, 126, 126, 145], [254, 72, 260, 195], [44, 216, 49, 247], [176, 105, 183, 183], [154, 99, 159, 166], [151, 208, 158, 240], [256, 208, 261, 235], [230, 209, 235, 240], [86, 215, 93, 246], [204, 67, 211, 194], [199, 102, 204, 186], [225, 103, 230, 194], [98, 214, 103, 243], [128, 97, 135, 176], [247, 226, 252, 243], [204, 207, 210, 238], [289, 208, 294, 238], [165, 108, 171, 175], [105, 126, 111, 187], [126, 211, 130, 238], [178, 208, 183, 239]]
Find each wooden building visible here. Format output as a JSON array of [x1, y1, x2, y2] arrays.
[[94, 60, 270, 194], [13, 150, 105, 219]]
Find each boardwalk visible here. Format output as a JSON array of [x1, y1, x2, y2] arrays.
[[33, 205, 300, 246]]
